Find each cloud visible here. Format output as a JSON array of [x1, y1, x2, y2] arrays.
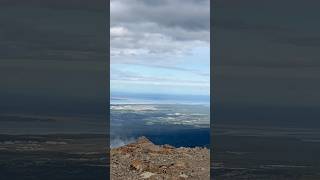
[[110, 0, 210, 62], [111, 0, 209, 30]]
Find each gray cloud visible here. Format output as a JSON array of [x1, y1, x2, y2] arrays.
[[110, 0, 209, 61], [111, 0, 209, 30]]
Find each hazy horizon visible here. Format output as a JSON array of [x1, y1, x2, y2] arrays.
[[111, 91, 210, 105]]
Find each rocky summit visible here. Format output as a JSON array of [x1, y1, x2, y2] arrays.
[[111, 136, 210, 180]]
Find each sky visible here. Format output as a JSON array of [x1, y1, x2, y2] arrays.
[[110, 0, 210, 98]]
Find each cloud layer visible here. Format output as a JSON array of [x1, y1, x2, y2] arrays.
[[110, 0, 209, 63]]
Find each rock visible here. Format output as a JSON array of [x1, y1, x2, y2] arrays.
[[130, 159, 144, 172], [111, 136, 209, 180], [140, 171, 156, 179], [179, 174, 188, 178], [163, 144, 175, 149], [174, 160, 188, 169]]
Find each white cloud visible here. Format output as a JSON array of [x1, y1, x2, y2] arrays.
[[110, 26, 129, 37]]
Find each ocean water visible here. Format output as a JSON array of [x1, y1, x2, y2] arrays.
[[110, 104, 210, 148], [111, 92, 210, 105]]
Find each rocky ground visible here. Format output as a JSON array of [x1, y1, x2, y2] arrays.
[[111, 136, 210, 180]]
